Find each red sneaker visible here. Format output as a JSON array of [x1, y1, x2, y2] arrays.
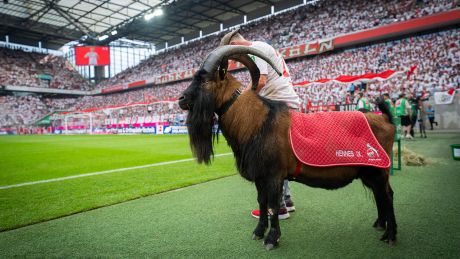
[[251, 209, 262, 218], [251, 207, 290, 220]]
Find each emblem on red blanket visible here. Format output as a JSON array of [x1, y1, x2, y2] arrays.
[[366, 143, 380, 160]]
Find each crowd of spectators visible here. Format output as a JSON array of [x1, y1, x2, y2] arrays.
[[1, 0, 459, 128], [97, 0, 458, 89], [96, 37, 216, 89], [0, 95, 50, 126], [0, 82, 188, 127], [42, 98, 78, 110], [263, 0, 457, 48], [1, 27, 458, 127], [72, 81, 188, 110], [227, 29, 459, 108], [288, 29, 460, 107], [0, 48, 91, 90], [1, 0, 456, 93]]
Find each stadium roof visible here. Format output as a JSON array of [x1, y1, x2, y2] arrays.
[[0, 0, 300, 50]]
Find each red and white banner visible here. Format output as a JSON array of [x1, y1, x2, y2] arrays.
[[101, 84, 127, 93], [293, 69, 404, 87], [279, 39, 334, 59], [148, 68, 198, 85]]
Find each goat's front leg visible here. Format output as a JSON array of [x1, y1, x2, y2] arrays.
[[252, 180, 269, 240], [264, 179, 283, 250]]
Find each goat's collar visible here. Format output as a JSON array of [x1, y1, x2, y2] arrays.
[[216, 88, 242, 117]]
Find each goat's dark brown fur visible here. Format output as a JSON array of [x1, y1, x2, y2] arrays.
[[180, 65, 397, 250]]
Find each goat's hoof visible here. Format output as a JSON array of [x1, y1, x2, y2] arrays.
[[374, 225, 385, 231], [264, 243, 275, 251], [380, 231, 396, 246], [380, 231, 396, 245], [373, 219, 385, 231], [380, 231, 389, 242], [263, 237, 279, 250], [252, 233, 263, 240]]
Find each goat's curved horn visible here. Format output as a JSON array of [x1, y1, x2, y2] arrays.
[[201, 45, 283, 85], [227, 54, 260, 90], [216, 54, 260, 90]]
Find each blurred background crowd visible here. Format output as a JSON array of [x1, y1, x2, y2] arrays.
[[1, 0, 459, 129]]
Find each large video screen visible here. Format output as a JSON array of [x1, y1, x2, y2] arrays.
[[75, 46, 110, 66]]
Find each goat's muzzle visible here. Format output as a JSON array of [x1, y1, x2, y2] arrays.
[[178, 95, 192, 110]]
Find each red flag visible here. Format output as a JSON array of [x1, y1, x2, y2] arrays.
[[407, 65, 417, 79]]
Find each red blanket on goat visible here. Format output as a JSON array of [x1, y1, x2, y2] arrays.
[[289, 111, 390, 168]]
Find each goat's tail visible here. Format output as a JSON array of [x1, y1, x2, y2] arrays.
[[375, 97, 393, 125]]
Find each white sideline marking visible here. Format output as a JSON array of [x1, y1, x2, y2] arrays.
[[0, 153, 233, 190]]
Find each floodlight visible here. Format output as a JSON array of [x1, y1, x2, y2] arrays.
[[144, 8, 163, 21], [153, 8, 163, 16], [98, 35, 109, 41], [144, 13, 153, 21]]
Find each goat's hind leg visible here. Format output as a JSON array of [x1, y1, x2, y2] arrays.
[[380, 182, 397, 245], [360, 168, 397, 244], [252, 180, 269, 240], [361, 169, 386, 230]]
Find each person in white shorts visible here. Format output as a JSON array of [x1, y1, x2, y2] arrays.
[[220, 29, 300, 220]]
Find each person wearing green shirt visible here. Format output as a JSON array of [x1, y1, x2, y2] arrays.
[[356, 92, 370, 112], [395, 93, 412, 139], [383, 93, 395, 117]]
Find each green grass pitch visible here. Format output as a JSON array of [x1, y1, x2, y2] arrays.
[[0, 134, 234, 231], [1, 133, 460, 258]]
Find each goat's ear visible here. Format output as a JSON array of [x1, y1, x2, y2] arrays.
[[218, 67, 227, 81], [218, 58, 229, 81]]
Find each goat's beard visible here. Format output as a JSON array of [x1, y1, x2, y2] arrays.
[[186, 90, 216, 164]]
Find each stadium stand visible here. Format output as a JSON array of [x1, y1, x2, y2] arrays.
[[289, 29, 460, 107], [0, 48, 91, 91], [71, 26, 460, 124], [0, 95, 49, 126], [72, 81, 188, 110], [96, 0, 458, 89], [265, 0, 456, 48], [0, 0, 459, 131]]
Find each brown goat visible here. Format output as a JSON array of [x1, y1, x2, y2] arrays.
[[178, 45, 397, 250]]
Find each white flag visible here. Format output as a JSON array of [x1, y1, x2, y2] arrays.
[[434, 89, 455, 105]]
